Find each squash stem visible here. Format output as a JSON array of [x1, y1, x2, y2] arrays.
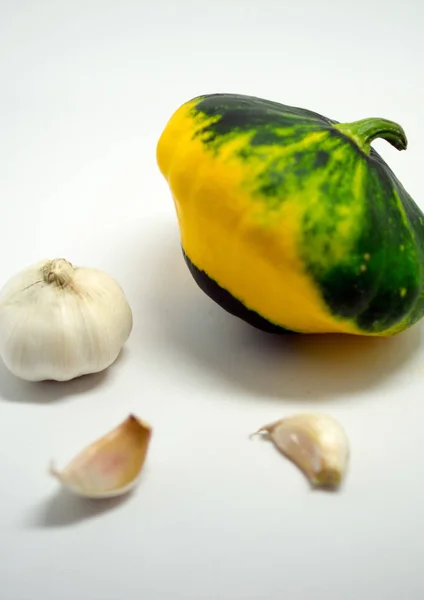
[[335, 118, 408, 154]]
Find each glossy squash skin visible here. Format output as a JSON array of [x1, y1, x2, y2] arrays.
[[156, 93, 424, 336]]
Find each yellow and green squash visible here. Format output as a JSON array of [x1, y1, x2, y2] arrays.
[[156, 93, 424, 336]]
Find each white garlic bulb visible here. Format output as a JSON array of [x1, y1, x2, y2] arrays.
[[0, 258, 133, 382]]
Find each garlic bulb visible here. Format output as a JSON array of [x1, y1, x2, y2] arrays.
[[0, 258, 133, 381], [254, 413, 349, 489], [50, 415, 152, 498]]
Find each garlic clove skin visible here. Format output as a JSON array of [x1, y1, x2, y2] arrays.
[[255, 413, 349, 490], [0, 258, 133, 382], [50, 415, 152, 499]]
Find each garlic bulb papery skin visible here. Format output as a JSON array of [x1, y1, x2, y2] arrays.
[[0, 258, 133, 382], [255, 413, 350, 490], [50, 415, 152, 499]]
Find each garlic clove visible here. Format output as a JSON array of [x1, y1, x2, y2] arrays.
[[254, 413, 349, 490], [50, 415, 152, 499]]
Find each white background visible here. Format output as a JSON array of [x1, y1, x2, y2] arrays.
[[1, 1, 423, 599]]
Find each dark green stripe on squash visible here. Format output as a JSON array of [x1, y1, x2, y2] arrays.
[[181, 247, 295, 335], [354, 160, 420, 332], [299, 144, 421, 333]]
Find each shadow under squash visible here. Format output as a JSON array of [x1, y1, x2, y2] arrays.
[[141, 226, 421, 401]]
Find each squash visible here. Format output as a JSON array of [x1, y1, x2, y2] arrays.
[[156, 93, 424, 336]]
